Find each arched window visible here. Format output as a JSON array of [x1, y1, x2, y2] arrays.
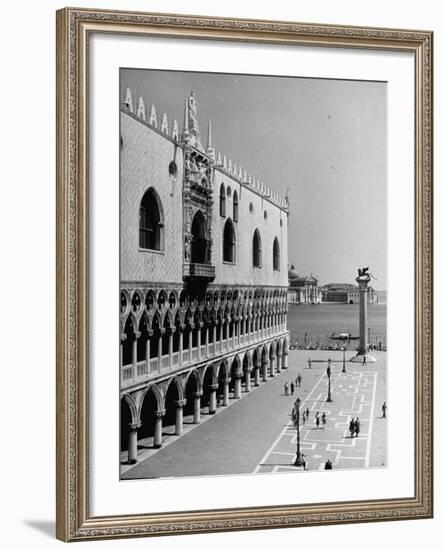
[[273, 237, 280, 271], [252, 229, 262, 268], [219, 183, 226, 217], [191, 210, 208, 264], [223, 218, 236, 263], [139, 188, 164, 250], [233, 190, 239, 222]]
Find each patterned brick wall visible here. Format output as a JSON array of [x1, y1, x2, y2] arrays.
[[121, 112, 184, 284]]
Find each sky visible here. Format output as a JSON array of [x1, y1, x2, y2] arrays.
[[121, 68, 387, 290]]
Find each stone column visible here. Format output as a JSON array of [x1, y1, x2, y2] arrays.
[[245, 370, 251, 393], [213, 322, 217, 351], [193, 391, 202, 423], [253, 366, 260, 386], [283, 351, 288, 369], [270, 354, 276, 377], [179, 327, 183, 366], [132, 331, 141, 379], [153, 410, 165, 448], [351, 271, 377, 362], [169, 328, 175, 368], [188, 324, 194, 360], [223, 378, 231, 406], [234, 374, 242, 399], [145, 334, 151, 374], [197, 322, 202, 360], [209, 383, 218, 414], [219, 321, 224, 348], [175, 399, 186, 436], [158, 329, 165, 371], [128, 422, 141, 464], [276, 354, 282, 373], [262, 359, 269, 381], [205, 327, 209, 357]]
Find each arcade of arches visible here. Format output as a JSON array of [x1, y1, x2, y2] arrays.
[[120, 285, 289, 464]]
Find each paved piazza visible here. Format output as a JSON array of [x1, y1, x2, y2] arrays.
[[122, 349, 386, 480]]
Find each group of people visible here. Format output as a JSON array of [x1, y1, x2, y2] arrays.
[[349, 417, 361, 438], [284, 374, 302, 396]]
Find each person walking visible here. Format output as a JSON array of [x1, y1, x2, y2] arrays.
[[291, 407, 297, 429], [324, 459, 333, 470], [382, 401, 387, 418], [322, 412, 327, 429], [284, 381, 289, 396], [306, 407, 310, 420], [315, 412, 320, 429], [363, 355, 367, 366], [290, 381, 295, 396], [301, 454, 307, 471], [349, 418, 355, 438], [302, 411, 306, 425], [297, 373, 302, 387], [355, 417, 361, 437]]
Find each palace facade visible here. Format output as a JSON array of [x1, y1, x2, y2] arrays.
[[120, 88, 290, 466]]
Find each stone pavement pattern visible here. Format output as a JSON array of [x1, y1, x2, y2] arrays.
[[122, 350, 386, 480]]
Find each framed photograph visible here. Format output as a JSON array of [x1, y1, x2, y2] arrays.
[[56, 7, 433, 541]]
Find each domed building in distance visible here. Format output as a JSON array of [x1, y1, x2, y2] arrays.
[[287, 264, 322, 304]]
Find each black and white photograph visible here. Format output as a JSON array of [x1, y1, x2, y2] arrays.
[[119, 68, 387, 480]]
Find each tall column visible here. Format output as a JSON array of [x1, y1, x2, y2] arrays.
[[209, 384, 217, 414], [245, 369, 251, 392], [234, 374, 242, 399], [351, 270, 377, 362], [205, 327, 209, 357], [153, 410, 165, 448], [223, 378, 231, 406], [219, 321, 224, 348], [175, 399, 186, 435], [128, 422, 141, 464], [193, 391, 202, 423]]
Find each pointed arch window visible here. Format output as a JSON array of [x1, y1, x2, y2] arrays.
[[139, 188, 164, 250], [252, 229, 262, 268], [219, 183, 226, 217], [273, 237, 280, 271], [233, 190, 239, 222], [223, 218, 236, 263]]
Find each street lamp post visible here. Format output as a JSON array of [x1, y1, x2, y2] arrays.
[[341, 346, 346, 373], [326, 360, 332, 402], [293, 397, 303, 466]]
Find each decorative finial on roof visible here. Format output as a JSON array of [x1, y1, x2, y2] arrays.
[[149, 104, 157, 128], [136, 96, 145, 120], [161, 113, 169, 135], [172, 119, 179, 141], [182, 99, 190, 142], [124, 88, 133, 112], [206, 118, 215, 160]]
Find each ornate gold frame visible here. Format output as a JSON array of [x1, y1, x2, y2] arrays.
[[56, 7, 433, 542]]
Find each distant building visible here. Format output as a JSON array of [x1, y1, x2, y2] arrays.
[[288, 264, 322, 304], [321, 283, 377, 304]]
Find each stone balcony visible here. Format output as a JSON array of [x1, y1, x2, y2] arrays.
[[183, 262, 216, 281]]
